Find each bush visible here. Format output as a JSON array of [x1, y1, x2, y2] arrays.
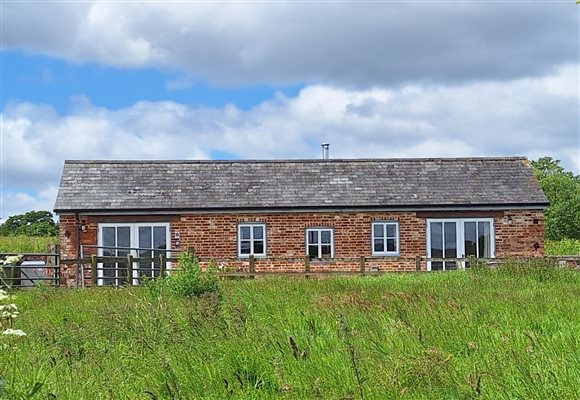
[[545, 239, 580, 255], [146, 252, 220, 299]]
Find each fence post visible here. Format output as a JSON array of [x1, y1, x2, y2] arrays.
[[415, 256, 421, 271], [304, 256, 310, 273], [455, 258, 461, 270], [126, 254, 134, 285], [187, 247, 195, 257], [469, 255, 475, 269], [359, 256, 366, 273], [249, 254, 255, 274], [47, 244, 59, 287], [91, 255, 97, 287], [159, 253, 166, 277]]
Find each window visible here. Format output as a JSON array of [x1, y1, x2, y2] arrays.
[[98, 223, 170, 286], [372, 222, 399, 256], [238, 224, 266, 257], [306, 228, 334, 260], [427, 218, 494, 271]]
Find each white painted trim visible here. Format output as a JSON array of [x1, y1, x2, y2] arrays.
[[237, 223, 267, 258], [371, 221, 400, 256], [97, 222, 171, 285], [305, 227, 335, 259], [426, 218, 495, 271]]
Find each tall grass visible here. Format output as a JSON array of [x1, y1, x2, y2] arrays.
[[1, 262, 578, 399], [0, 236, 58, 253]]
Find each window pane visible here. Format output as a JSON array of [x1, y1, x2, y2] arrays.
[[444, 222, 457, 258], [321, 245, 332, 258], [308, 245, 319, 259], [240, 241, 251, 254], [254, 241, 264, 254], [478, 222, 491, 258], [307, 231, 318, 245], [321, 230, 331, 244], [253, 226, 264, 239], [464, 222, 477, 257], [387, 238, 397, 252], [103, 227, 115, 256], [386, 224, 396, 238], [240, 226, 251, 240], [373, 224, 384, 238], [139, 227, 151, 249], [431, 261, 443, 271], [153, 227, 167, 250], [117, 227, 131, 250], [373, 239, 384, 252], [430, 222, 443, 258]]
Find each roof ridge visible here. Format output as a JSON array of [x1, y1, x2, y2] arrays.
[[64, 156, 528, 164]]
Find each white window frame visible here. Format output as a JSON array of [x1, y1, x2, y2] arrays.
[[97, 222, 171, 285], [305, 227, 334, 260], [426, 218, 495, 271], [237, 223, 267, 258], [371, 221, 400, 256]]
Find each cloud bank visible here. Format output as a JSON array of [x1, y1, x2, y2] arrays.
[[2, 2, 576, 86], [2, 64, 578, 219]]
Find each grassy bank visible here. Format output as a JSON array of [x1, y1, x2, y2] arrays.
[[2, 264, 579, 399]]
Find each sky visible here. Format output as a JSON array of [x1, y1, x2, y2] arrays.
[[0, 1, 579, 222]]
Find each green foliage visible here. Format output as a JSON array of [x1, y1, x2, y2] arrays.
[[531, 157, 580, 240], [146, 252, 220, 299], [4, 266, 580, 399], [545, 239, 580, 255], [0, 211, 58, 237], [0, 236, 58, 253]]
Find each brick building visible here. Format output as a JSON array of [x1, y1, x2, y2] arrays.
[[54, 157, 548, 285]]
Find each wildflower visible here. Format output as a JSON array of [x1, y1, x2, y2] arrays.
[[2, 256, 23, 266], [2, 329, 26, 337], [0, 304, 19, 320]]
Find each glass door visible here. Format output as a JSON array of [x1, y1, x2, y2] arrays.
[[137, 225, 168, 281], [463, 220, 492, 268], [99, 225, 131, 286], [98, 223, 170, 286], [427, 218, 494, 271], [428, 221, 458, 271]]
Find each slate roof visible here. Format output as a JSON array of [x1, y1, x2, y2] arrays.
[[54, 157, 548, 212]]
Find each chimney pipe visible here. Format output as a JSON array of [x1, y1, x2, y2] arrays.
[[321, 143, 330, 160]]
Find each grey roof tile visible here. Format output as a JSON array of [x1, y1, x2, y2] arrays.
[[54, 157, 548, 212]]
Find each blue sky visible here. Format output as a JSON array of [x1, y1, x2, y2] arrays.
[[0, 1, 578, 221], [2, 51, 303, 113]]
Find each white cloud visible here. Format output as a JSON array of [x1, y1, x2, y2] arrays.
[[2, 2, 577, 86], [1, 64, 578, 220]]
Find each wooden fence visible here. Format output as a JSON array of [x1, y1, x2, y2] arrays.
[[2, 251, 579, 288]]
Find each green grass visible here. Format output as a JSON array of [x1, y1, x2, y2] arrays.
[[2, 263, 579, 399], [0, 236, 58, 253]]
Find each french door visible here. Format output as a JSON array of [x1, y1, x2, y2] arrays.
[[427, 218, 494, 271], [98, 223, 170, 285]]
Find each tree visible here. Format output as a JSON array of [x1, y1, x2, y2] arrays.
[[0, 210, 58, 237], [531, 157, 580, 240]]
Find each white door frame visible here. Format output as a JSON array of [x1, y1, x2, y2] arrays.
[[426, 218, 495, 271], [97, 222, 171, 285]]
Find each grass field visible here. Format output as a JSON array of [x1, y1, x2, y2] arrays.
[[2, 237, 579, 256], [1, 263, 579, 399], [0, 236, 58, 253]]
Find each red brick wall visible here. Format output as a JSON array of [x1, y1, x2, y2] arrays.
[[57, 209, 544, 285]]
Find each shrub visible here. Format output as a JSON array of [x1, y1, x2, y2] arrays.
[[545, 239, 580, 255], [146, 252, 220, 299]]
